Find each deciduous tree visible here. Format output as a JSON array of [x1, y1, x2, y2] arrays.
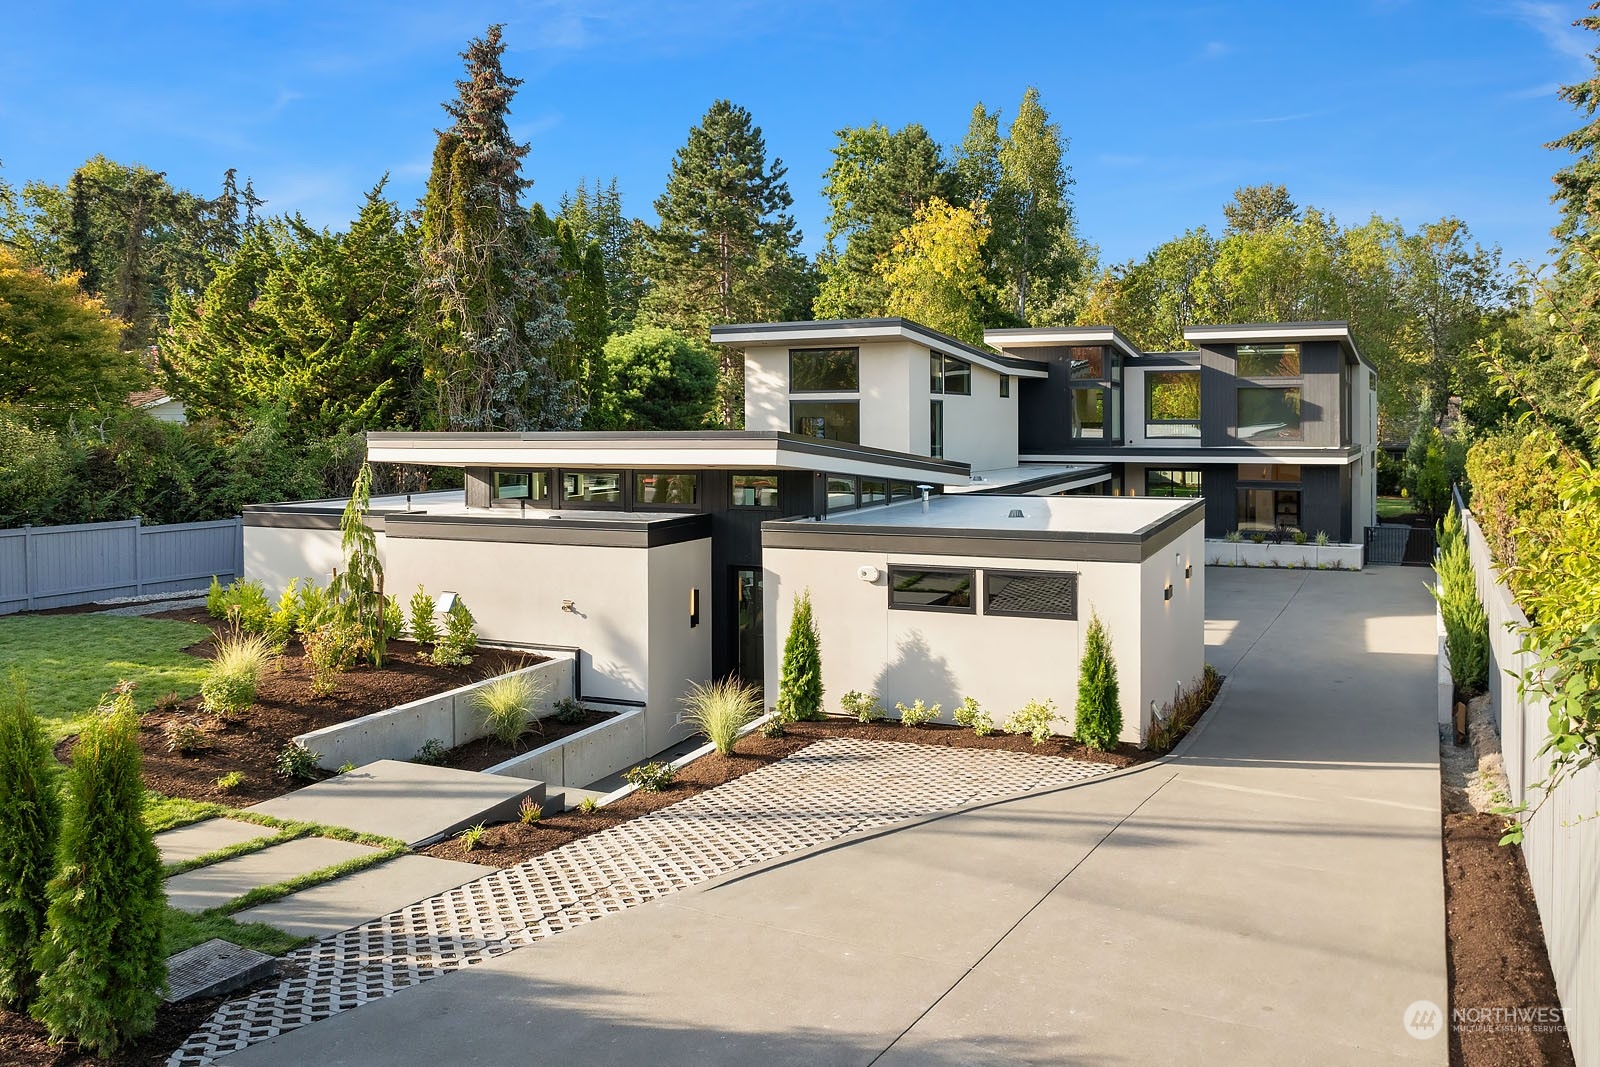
[[876, 198, 996, 346]]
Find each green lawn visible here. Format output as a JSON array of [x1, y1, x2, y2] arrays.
[[0, 613, 213, 741], [164, 907, 306, 958], [1377, 495, 1421, 521]]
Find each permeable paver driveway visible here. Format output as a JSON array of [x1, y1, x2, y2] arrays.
[[169, 738, 1113, 1066]]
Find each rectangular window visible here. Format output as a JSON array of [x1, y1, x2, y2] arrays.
[[493, 470, 548, 501], [826, 475, 858, 512], [731, 472, 779, 508], [1236, 343, 1300, 377], [930, 399, 944, 458], [888, 566, 975, 613], [1146, 469, 1203, 497], [930, 352, 944, 394], [792, 400, 860, 444], [1073, 388, 1105, 439], [1237, 463, 1301, 483], [1237, 488, 1301, 531], [1068, 345, 1106, 380], [1145, 370, 1200, 439], [1237, 386, 1303, 442], [633, 472, 698, 506], [790, 347, 858, 392], [941, 355, 971, 395], [889, 482, 916, 502], [561, 471, 623, 506], [984, 570, 1079, 619], [1000, 375, 1010, 398], [861, 479, 887, 506]]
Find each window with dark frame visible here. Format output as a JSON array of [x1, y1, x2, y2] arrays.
[[792, 400, 860, 444], [930, 399, 944, 458], [731, 472, 779, 508], [1145, 370, 1200, 439], [790, 348, 859, 392], [930, 352, 972, 396], [861, 480, 887, 506], [492, 470, 548, 502], [560, 471, 623, 506], [1236, 343, 1300, 377], [1000, 375, 1010, 398], [1236, 386, 1303, 442], [984, 570, 1079, 619], [633, 472, 698, 506], [826, 475, 858, 512], [888, 566, 975, 612], [1145, 469, 1203, 497]]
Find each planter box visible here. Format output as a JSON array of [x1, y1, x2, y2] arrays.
[[483, 707, 647, 789], [295, 652, 576, 771], [1206, 542, 1239, 566], [1205, 540, 1364, 571]]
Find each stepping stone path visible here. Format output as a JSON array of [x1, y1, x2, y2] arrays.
[[232, 856, 498, 939], [170, 738, 1115, 1066], [155, 819, 277, 867], [164, 838, 381, 914]]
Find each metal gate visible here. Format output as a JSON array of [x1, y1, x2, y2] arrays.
[[1364, 524, 1435, 566]]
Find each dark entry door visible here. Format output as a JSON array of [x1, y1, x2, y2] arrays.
[[733, 567, 764, 686]]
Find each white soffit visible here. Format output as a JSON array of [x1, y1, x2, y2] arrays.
[[713, 320, 1047, 379]]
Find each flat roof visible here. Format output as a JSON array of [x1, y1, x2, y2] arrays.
[[808, 493, 1195, 535], [1182, 321, 1374, 373], [710, 318, 1048, 378], [366, 431, 971, 485], [945, 463, 1112, 495], [981, 325, 1143, 362]]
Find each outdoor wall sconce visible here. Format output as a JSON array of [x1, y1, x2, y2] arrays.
[[1185, 563, 1192, 580], [436, 591, 459, 615], [689, 588, 700, 628], [561, 599, 577, 613], [1163, 582, 1173, 602]]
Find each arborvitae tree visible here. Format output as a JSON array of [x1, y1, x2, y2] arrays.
[[593, 326, 718, 430], [417, 24, 579, 431], [334, 463, 386, 667], [642, 99, 809, 425], [32, 688, 166, 1054], [1073, 611, 1122, 752], [776, 589, 823, 722], [0, 676, 60, 1007]]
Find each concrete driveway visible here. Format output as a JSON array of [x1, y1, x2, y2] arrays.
[[221, 567, 1446, 1066]]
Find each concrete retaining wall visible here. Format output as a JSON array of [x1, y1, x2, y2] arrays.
[[483, 707, 648, 789], [1203, 539, 1363, 570], [294, 654, 575, 771]]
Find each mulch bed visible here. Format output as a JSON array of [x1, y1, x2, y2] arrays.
[[53, 608, 546, 805], [1443, 812, 1575, 1067], [434, 708, 615, 772], [422, 716, 1155, 868], [0, 983, 255, 1067]]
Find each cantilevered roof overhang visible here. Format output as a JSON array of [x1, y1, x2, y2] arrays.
[[982, 325, 1144, 363], [1182, 321, 1375, 374], [711, 318, 1048, 379], [366, 431, 973, 486]]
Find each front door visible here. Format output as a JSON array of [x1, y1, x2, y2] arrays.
[[733, 567, 763, 686]]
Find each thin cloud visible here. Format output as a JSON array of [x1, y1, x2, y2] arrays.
[[1507, 2, 1593, 62]]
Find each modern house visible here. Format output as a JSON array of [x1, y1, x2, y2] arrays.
[[243, 314, 1368, 759]]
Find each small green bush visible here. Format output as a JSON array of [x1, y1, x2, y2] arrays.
[[1291, 528, 1308, 545], [0, 676, 61, 1007], [458, 823, 488, 851], [413, 738, 448, 765], [1432, 507, 1489, 696], [163, 717, 210, 755], [895, 699, 940, 727], [953, 696, 994, 737], [276, 743, 321, 780], [1074, 612, 1122, 751], [775, 589, 823, 722], [840, 690, 884, 723], [382, 595, 406, 645], [301, 620, 367, 696], [472, 671, 548, 747], [201, 632, 271, 716], [295, 580, 335, 636], [1314, 530, 1330, 547], [552, 698, 585, 724], [1249, 532, 1266, 544], [213, 771, 245, 793], [208, 579, 271, 634], [31, 688, 166, 1053], [679, 677, 761, 755], [518, 797, 542, 824], [205, 576, 226, 619], [337, 761, 356, 775], [578, 796, 599, 814], [408, 586, 439, 647], [623, 761, 675, 792], [266, 578, 301, 651], [431, 599, 478, 667], [1223, 530, 1243, 543], [1003, 699, 1057, 745]]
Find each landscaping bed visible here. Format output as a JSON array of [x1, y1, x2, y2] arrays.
[[433, 707, 616, 772]]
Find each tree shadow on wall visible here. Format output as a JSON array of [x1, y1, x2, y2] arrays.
[[871, 630, 962, 720]]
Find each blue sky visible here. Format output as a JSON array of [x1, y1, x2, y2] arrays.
[[0, 1, 1591, 273]]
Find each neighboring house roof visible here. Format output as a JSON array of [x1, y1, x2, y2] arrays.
[[128, 387, 173, 408], [710, 318, 1049, 378], [1182, 321, 1375, 374]]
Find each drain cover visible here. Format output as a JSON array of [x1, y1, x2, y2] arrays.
[[165, 938, 277, 1002]]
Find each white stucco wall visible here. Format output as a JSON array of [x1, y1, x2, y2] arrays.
[[940, 363, 1019, 472], [762, 529, 1205, 745], [743, 345, 790, 433], [245, 525, 375, 598], [644, 536, 715, 753]]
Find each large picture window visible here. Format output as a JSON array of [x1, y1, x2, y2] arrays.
[[930, 352, 971, 396], [1145, 371, 1200, 438], [888, 567, 975, 613], [984, 570, 1079, 619], [1146, 469, 1203, 497], [493, 470, 548, 502], [1068, 345, 1108, 380], [1236, 343, 1300, 377], [1237, 386, 1303, 442], [790, 347, 858, 392], [826, 475, 858, 512], [1237, 488, 1301, 532], [633, 472, 698, 506], [792, 400, 860, 444], [732, 472, 779, 508], [561, 471, 623, 506]]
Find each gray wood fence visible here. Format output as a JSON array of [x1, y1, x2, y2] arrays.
[[0, 517, 243, 615]]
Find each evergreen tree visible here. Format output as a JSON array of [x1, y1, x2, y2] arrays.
[[1073, 611, 1121, 751], [593, 326, 718, 430], [530, 202, 610, 405], [32, 688, 166, 1054], [333, 463, 386, 667], [776, 589, 823, 722], [0, 676, 60, 1007], [416, 24, 580, 431], [560, 177, 647, 331], [642, 99, 808, 425]]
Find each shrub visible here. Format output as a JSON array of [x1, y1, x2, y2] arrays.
[[458, 823, 487, 851], [775, 588, 823, 722], [301, 620, 367, 696], [382, 595, 406, 645], [953, 696, 994, 737], [295, 580, 335, 637], [408, 586, 439, 647], [679, 676, 761, 755], [163, 717, 210, 755], [518, 797, 543, 824], [578, 797, 599, 814], [1003, 699, 1056, 745], [895, 699, 940, 727], [758, 716, 787, 738], [266, 578, 301, 651], [205, 576, 226, 619], [0, 676, 61, 1007], [331, 463, 388, 668], [1074, 612, 1122, 751], [1291, 528, 1308, 545], [623, 761, 675, 792], [841, 690, 885, 723], [276, 743, 321, 780], [200, 632, 271, 716], [213, 771, 245, 793], [1432, 506, 1489, 697], [337, 761, 356, 775], [431, 599, 478, 667], [31, 689, 165, 1053], [472, 671, 549, 747], [209, 579, 272, 634], [1249, 532, 1266, 544], [1314, 530, 1330, 546], [1223, 529, 1243, 543], [1146, 665, 1224, 753], [552, 697, 585, 724], [414, 738, 448, 766]]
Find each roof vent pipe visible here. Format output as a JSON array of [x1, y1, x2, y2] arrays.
[[917, 484, 933, 515]]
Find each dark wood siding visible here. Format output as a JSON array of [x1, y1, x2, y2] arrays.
[[1197, 345, 1236, 446], [1201, 464, 1237, 538], [1018, 345, 1078, 453], [464, 468, 492, 509], [1300, 465, 1344, 541], [1297, 341, 1342, 448]]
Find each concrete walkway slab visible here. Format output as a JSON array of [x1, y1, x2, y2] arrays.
[[156, 819, 277, 867], [165, 837, 382, 914], [232, 856, 497, 939], [246, 759, 541, 846]]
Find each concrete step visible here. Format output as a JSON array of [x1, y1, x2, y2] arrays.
[[231, 854, 496, 939], [155, 817, 277, 866], [164, 837, 382, 913]]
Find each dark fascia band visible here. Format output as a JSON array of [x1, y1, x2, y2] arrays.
[[380, 511, 711, 549], [967, 465, 1112, 496], [243, 509, 386, 532], [761, 500, 1203, 563]]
